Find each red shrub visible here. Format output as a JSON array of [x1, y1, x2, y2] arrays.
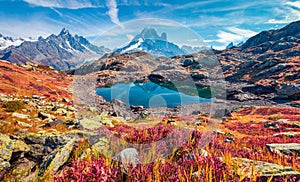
[[54, 157, 121, 182], [280, 115, 300, 121]]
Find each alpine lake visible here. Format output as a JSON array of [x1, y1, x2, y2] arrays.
[[96, 81, 216, 108]]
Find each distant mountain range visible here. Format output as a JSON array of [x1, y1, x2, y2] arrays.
[[114, 28, 203, 57], [0, 34, 36, 50], [0, 27, 206, 69], [0, 28, 110, 70], [1, 20, 299, 72], [71, 20, 300, 81]]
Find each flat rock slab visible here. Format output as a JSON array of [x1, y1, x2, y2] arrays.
[[79, 118, 102, 130], [44, 138, 77, 175], [266, 143, 300, 158], [232, 158, 300, 178], [273, 132, 300, 137], [12, 112, 30, 119]]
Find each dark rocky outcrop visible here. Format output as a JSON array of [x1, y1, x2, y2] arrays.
[[276, 83, 300, 99], [242, 20, 300, 50]]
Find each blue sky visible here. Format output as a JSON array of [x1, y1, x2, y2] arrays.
[[0, 0, 300, 49]]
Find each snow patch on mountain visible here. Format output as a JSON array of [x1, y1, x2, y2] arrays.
[[0, 34, 37, 50], [120, 38, 144, 54]]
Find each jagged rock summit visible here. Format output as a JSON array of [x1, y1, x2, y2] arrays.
[[133, 27, 167, 41], [114, 27, 186, 57]]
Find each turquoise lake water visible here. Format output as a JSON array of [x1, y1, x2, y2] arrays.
[[96, 81, 213, 108]]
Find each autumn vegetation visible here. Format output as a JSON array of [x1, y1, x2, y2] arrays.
[[54, 106, 300, 181]]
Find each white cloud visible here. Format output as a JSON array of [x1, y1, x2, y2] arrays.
[[100, 18, 182, 37], [207, 27, 257, 49], [51, 8, 63, 16], [0, 13, 110, 41], [168, 0, 222, 11], [216, 31, 243, 43], [203, 39, 215, 43], [106, 0, 124, 28], [23, 0, 103, 9], [268, 8, 300, 24], [267, 1, 300, 24], [286, 1, 300, 9], [126, 34, 134, 41], [216, 27, 257, 43], [227, 27, 257, 38], [0, 18, 58, 39], [136, 18, 183, 27]]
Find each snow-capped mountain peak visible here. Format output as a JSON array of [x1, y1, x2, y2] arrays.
[[120, 38, 144, 54], [0, 34, 32, 50], [115, 28, 186, 57], [0, 28, 110, 70]]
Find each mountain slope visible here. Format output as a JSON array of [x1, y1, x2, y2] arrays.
[[241, 20, 300, 50], [0, 29, 110, 70], [114, 28, 186, 57], [0, 60, 72, 100], [217, 20, 300, 87], [74, 34, 110, 55]]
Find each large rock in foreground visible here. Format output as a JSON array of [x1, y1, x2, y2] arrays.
[[43, 138, 78, 175], [0, 134, 30, 179], [115, 148, 140, 173]]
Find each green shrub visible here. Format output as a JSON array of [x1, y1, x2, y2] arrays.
[[3, 100, 25, 112]]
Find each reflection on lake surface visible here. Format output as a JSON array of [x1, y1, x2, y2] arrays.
[[96, 82, 213, 108]]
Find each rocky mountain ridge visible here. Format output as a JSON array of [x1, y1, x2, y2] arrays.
[[0, 28, 110, 70], [216, 20, 300, 99]]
